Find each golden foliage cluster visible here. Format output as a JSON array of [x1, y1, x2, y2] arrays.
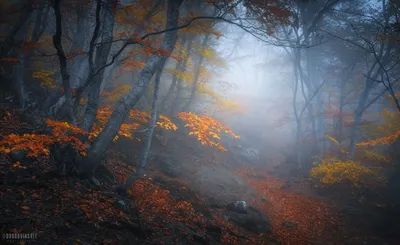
[[32, 70, 57, 89], [310, 157, 384, 187], [177, 112, 239, 151]]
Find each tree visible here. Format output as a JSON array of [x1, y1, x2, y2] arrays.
[[116, 69, 163, 194], [78, 0, 185, 180]]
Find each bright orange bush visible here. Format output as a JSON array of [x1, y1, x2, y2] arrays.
[[0, 119, 88, 157], [177, 112, 239, 151]]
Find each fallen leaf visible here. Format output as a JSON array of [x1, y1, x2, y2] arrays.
[[20, 206, 30, 210]]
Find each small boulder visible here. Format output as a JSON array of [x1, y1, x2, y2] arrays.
[[226, 200, 247, 214], [116, 200, 126, 209], [10, 150, 27, 162]]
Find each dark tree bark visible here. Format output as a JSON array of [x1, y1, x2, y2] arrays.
[[80, 0, 115, 133], [52, 0, 77, 125], [78, 0, 184, 180]]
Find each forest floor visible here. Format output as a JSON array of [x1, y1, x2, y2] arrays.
[[0, 106, 397, 245]]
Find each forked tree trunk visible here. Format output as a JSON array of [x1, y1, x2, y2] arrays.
[[52, 0, 77, 125], [80, 0, 115, 133], [78, 0, 184, 180]]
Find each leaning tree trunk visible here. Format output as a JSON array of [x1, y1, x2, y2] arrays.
[[117, 70, 162, 194], [78, 0, 184, 180]]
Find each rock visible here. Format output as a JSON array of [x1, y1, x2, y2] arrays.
[[10, 150, 27, 162], [116, 200, 126, 208], [226, 200, 247, 214], [226, 206, 272, 234], [89, 177, 101, 187], [116, 199, 129, 212]]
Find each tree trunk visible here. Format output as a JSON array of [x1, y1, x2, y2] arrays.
[[183, 33, 211, 111], [162, 36, 187, 112], [348, 81, 371, 157], [162, 57, 183, 112], [80, 0, 115, 133], [52, 0, 77, 125], [170, 37, 193, 116], [15, 53, 27, 109], [79, 0, 184, 180], [117, 70, 162, 194], [182, 6, 219, 112], [293, 55, 302, 168], [0, 1, 33, 56]]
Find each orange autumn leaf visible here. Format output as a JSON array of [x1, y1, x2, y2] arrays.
[[0, 119, 88, 157], [176, 112, 239, 151]]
